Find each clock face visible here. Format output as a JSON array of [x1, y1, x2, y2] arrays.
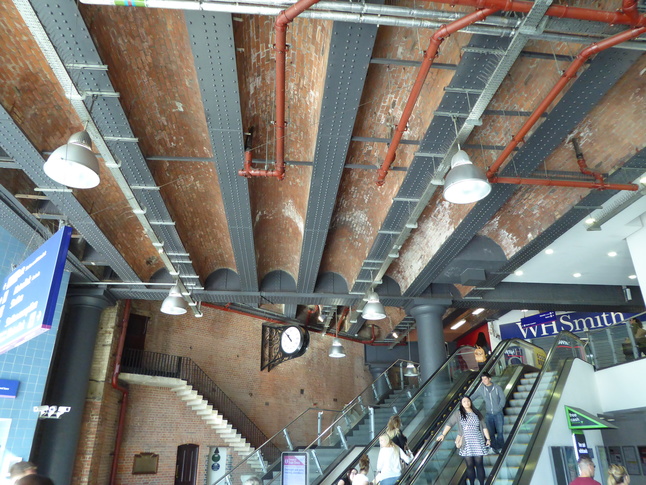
[[280, 326, 304, 355]]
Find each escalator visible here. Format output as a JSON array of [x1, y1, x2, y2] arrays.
[[399, 332, 586, 485], [313, 338, 546, 485]]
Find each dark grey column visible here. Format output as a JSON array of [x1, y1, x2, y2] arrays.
[[368, 364, 390, 403], [35, 288, 116, 485], [409, 303, 449, 381]]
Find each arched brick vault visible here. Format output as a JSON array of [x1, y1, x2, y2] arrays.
[[1, 0, 645, 344]]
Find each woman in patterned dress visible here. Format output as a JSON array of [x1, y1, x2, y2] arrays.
[[436, 396, 491, 485]]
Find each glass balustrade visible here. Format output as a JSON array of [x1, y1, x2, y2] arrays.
[[216, 359, 420, 485], [404, 338, 546, 485]]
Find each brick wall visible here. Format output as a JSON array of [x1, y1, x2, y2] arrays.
[[75, 300, 373, 485]]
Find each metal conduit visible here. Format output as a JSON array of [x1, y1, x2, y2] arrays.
[[80, 0, 646, 50]]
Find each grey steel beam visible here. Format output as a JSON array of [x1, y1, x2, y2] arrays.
[[186, 11, 259, 292], [16, 0, 200, 286], [405, 46, 644, 296], [0, 184, 97, 281], [85, 282, 643, 312], [296, 19, 379, 298], [352, 0, 555, 301], [0, 106, 138, 282]]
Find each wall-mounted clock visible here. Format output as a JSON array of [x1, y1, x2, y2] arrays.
[[280, 325, 306, 355], [261, 323, 310, 372]]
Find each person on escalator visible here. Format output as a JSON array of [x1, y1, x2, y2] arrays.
[[386, 415, 412, 455], [569, 456, 601, 485], [436, 396, 491, 485], [375, 433, 411, 485], [352, 455, 371, 485], [471, 372, 505, 454]]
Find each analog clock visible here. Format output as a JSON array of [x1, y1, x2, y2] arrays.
[[280, 326, 306, 355]]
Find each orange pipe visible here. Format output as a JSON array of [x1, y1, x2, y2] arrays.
[[376, 8, 500, 186], [239, 0, 321, 179], [487, 26, 646, 181], [110, 300, 132, 485], [423, 0, 645, 27], [492, 177, 639, 191]]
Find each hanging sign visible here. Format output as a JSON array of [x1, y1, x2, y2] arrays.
[[499, 311, 636, 340], [565, 406, 616, 430], [0, 226, 72, 354]]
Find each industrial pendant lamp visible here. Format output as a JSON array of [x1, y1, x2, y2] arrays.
[[329, 338, 346, 358], [44, 131, 100, 189], [362, 289, 386, 320], [404, 338, 419, 377], [443, 149, 491, 204], [161, 281, 187, 315]]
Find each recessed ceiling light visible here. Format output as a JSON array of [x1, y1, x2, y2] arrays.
[[545, 248, 554, 255], [472, 308, 485, 315], [450, 319, 467, 330], [514, 270, 524, 276], [585, 217, 596, 225], [607, 251, 617, 257], [573, 272, 582, 278], [629, 274, 637, 279]]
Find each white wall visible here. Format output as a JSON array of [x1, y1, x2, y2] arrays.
[[531, 359, 605, 485], [595, 358, 646, 412]]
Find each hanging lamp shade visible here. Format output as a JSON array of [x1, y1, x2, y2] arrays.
[[161, 294, 187, 315], [404, 362, 419, 377], [362, 290, 386, 320], [329, 338, 346, 358], [44, 131, 100, 189], [443, 150, 491, 204], [168, 282, 182, 297]]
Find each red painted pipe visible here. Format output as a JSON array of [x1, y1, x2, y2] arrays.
[[487, 25, 646, 183], [239, 0, 321, 179], [492, 177, 639, 191], [109, 299, 132, 485], [423, 0, 645, 27], [376, 8, 500, 186], [571, 138, 604, 185]]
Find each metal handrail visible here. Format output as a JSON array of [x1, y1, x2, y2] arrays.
[[121, 348, 278, 460], [485, 331, 586, 485], [400, 338, 546, 485]]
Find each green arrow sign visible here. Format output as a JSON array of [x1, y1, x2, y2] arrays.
[[565, 406, 616, 430]]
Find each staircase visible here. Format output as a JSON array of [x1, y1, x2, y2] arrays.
[[120, 349, 272, 472]]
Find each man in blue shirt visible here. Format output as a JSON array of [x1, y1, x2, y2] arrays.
[[471, 372, 505, 453]]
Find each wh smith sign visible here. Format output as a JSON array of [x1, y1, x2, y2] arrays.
[[0, 226, 71, 354], [500, 311, 635, 340]]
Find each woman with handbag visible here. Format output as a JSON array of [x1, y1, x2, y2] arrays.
[[375, 434, 411, 485], [436, 396, 491, 485]]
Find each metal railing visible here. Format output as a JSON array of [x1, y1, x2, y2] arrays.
[[585, 311, 646, 369], [121, 348, 279, 461]]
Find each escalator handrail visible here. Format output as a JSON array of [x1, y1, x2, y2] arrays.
[[485, 330, 586, 485], [307, 345, 483, 485], [399, 338, 547, 485], [215, 359, 416, 484]]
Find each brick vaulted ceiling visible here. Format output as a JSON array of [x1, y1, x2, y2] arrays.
[[1, 0, 645, 344]]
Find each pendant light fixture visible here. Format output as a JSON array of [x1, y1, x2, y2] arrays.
[[404, 337, 419, 377], [443, 149, 491, 204], [44, 131, 101, 189], [362, 289, 386, 320], [329, 310, 346, 358], [160, 281, 187, 315]]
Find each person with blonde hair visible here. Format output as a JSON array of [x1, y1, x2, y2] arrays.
[[386, 415, 409, 452], [375, 433, 411, 485], [607, 464, 630, 485]]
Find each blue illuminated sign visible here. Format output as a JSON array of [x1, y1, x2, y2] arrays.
[[0, 379, 19, 398], [521, 311, 556, 328], [0, 226, 72, 354]]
